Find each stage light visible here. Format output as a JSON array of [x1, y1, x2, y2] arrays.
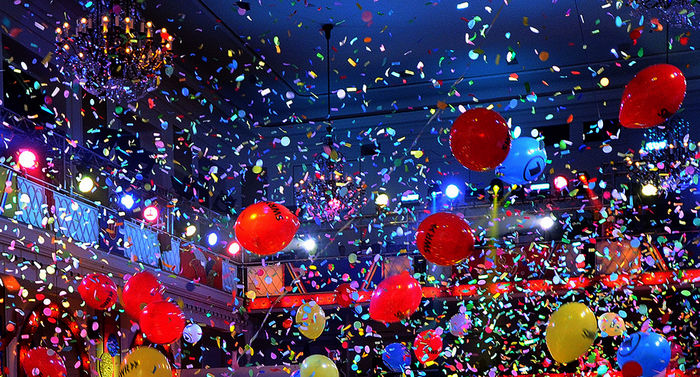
[[375, 193, 389, 206], [641, 183, 658, 197], [120, 194, 135, 209], [578, 172, 589, 184], [445, 184, 460, 199], [489, 179, 503, 198], [529, 183, 550, 191], [302, 238, 317, 251], [400, 192, 421, 203], [227, 241, 241, 255], [78, 177, 94, 193], [553, 176, 568, 190], [143, 205, 159, 222], [18, 150, 38, 169], [206, 232, 218, 246], [185, 225, 197, 237], [644, 140, 667, 151], [428, 184, 442, 198], [539, 216, 555, 230]]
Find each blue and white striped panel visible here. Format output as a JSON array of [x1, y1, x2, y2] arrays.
[[221, 259, 238, 293], [53, 193, 99, 245], [161, 238, 181, 273], [15, 176, 48, 229], [121, 221, 161, 267]]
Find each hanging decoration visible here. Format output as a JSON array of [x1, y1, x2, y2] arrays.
[[293, 24, 368, 224], [626, 118, 699, 195], [294, 126, 368, 223], [54, 0, 174, 104]]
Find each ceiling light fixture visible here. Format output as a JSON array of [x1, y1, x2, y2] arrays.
[[54, 0, 174, 104], [293, 24, 368, 223]]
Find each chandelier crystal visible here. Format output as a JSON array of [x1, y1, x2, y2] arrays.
[[294, 126, 368, 224], [54, 0, 174, 104]]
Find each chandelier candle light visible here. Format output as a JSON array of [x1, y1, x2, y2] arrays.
[[54, 0, 174, 104]]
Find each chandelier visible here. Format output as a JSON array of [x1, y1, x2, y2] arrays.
[[608, 0, 699, 29], [294, 126, 368, 223], [54, 0, 174, 104], [626, 118, 699, 195], [293, 24, 368, 224]]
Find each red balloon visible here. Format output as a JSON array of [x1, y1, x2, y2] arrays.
[[413, 329, 443, 364], [234, 202, 300, 255], [416, 212, 475, 266], [122, 272, 164, 319], [139, 300, 186, 345], [369, 271, 422, 323], [619, 64, 686, 129], [335, 283, 357, 308], [78, 273, 118, 310], [23, 347, 67, 377], [450, 108, 511, 171]]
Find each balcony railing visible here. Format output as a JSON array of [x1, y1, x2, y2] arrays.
[[0, 164, 238, 294]]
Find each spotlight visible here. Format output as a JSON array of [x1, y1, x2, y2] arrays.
[[553, 176, 568, 190], [428, 184, 442, 198], [18, 150, 38, 169], [302, 238, 317, 251], [78, 177, 95, 193], [489, 179, 503, 198], [185, 225, 197, 237], [641, 183, 658, 197], [539, 216, 555, 230], [143, 205, 159, 222], [445, 184, 460, 199], [577, 172, 589, 185], [400, 191, 421, 204], [375, 193, 389, 206], [529, 183, 551, 191], [227, 241, 241, 255], [206, 232, 218, 246], [120, 194, 135, 210]]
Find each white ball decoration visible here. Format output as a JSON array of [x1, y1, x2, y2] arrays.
[[182, 323, 203, 344]]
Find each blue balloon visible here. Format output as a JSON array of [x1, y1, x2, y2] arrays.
[[290, 370, 300, 377], [383, 342, 410, 372], [617, 331, 671, 377], [496, 137, 547, 185]]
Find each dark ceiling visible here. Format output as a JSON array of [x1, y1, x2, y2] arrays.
[[139, 0, 698, 134]]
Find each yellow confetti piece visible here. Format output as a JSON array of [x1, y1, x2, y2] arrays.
[[347, 58, 357, 67]]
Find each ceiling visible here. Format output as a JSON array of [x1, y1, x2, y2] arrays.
[[140, 0, 699, 136]]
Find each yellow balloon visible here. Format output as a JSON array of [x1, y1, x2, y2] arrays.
[[545, 302, 597, 364], [295, 301, 326, 340], [598, 312, 626, 337], [300, 355, 338, 377], [119, 347, 171, 377]]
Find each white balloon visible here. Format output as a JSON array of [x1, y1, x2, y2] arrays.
[[449, 313, 471, 337], [182, 323, 203, 344]]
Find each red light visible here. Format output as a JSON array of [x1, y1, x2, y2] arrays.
[[227, 241, 241, 255], [553, 176, 568, 190], [18, 150, 38, 169], [143, 205, 159, 222]]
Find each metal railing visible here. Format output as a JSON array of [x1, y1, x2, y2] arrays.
[[0, 162, 238, 293]]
